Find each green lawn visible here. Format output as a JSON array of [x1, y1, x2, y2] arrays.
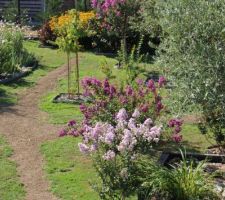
[[39, 51, 123, 124], [41, 137, 99, 200], [0, 135, 25, 200]]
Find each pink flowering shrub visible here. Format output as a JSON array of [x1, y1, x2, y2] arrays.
[[91, 0, 140, 61], [80, 77, 166, 125], [91, 0, 139, 34], [78, 108, 162, 199]]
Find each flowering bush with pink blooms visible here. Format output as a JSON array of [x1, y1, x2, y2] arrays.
[[59, 76, 184, 199], [77, 108, 162, 199], [91, 0, 139, 34], [91, 0, 140, 60], [79, 77, 166, 126]]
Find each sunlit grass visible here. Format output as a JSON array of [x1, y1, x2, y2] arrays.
[[0, 135, 25, 200]]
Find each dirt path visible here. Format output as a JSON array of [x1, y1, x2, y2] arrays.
[[0, 61, 74, 200]]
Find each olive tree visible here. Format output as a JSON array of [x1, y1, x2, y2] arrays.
[[157, 0, 225, 144]]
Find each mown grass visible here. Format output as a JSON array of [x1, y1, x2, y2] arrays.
[[41, 137, 99, 200], [39, 52, 124, 124], [0, 135, 25, 200]]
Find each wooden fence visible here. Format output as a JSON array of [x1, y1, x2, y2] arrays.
[[0, 0, 44, 18]]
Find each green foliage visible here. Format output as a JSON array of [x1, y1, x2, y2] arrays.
[[157, 0, 225, 144], [54, 11, 80, 54], [137, 152, 218, 200], [99, 60, 115, 80], [118, 35, 147, 85], [131, 0, 160, 37], [40, 0, 63, 21], [0, 24, 36, 74]]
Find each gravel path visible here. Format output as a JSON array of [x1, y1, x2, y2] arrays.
[[0, 61, 73, 200]]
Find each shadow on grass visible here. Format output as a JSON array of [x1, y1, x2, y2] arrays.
[[5, 78, 34, 88]]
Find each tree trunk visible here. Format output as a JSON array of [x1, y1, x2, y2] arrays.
[[121, 14, 128, 64], [67, 53, 71, 98], [75, 51, 80, 95]]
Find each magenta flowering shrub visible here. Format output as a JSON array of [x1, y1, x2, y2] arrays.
[[78, 108, 162, 199], [80, 77, 166, 125], [91, 0, 140, 34], [168, 118, 183, 143]]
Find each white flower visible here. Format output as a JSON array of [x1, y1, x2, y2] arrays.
[[132, 108, 140, 118]]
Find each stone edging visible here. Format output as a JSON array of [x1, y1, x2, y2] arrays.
[[0, 63, 38, 84]]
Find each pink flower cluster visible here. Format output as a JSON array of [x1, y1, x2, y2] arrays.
[[168, 118, 183, 143], [58, 120, 82, 137], [91, 0, 126, 13], [78, 108, 162, 161]]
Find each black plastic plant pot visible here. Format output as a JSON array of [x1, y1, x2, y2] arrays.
[[158, 151, 225, 167]]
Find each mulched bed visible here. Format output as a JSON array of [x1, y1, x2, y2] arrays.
[[0, 64, 38, 84], [53, 93, 92, 104]]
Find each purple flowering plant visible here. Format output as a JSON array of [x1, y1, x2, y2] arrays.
[[168, 118, 183, 143], [91, 0, 139, 34], [79, 76, 166, 126]]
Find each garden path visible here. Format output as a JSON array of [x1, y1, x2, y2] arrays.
[[0, 60, 75, 200]]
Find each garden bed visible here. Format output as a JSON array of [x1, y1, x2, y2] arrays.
[[53, 93, 92, 104], [0, 64, 38, 84]]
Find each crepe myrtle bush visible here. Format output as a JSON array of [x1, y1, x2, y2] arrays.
[[59, 76, 183, 143], [78, 108, 162, 199], [91, 0, 140, 62], [157, 0, 225, 145]]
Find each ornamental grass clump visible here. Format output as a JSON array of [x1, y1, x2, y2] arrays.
[[137, 151, 219, 200], [0, 22, 35, 74]]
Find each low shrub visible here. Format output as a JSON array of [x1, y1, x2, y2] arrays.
[[38, 22, 56, 46]]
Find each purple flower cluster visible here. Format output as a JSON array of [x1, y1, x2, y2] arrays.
[[78, 108, 162, 161], [79, 77, 166, 125], [158, 76, 166, 88], [168, 118, 183, 143], [58, 120, 80, 137]]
